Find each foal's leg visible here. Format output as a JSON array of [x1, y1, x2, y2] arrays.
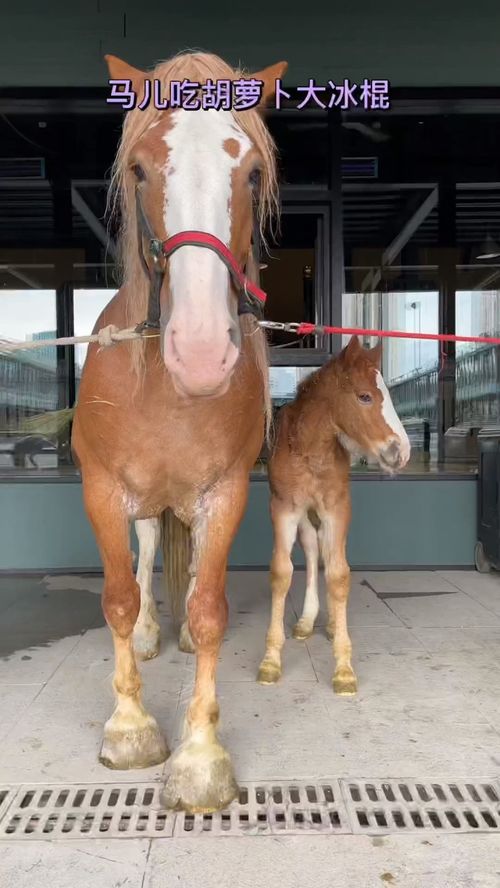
[[83, 475, 168, 768], [133, 518, 161, 660], [320, 506, 357, 695], [292, 514, 320, 640], [163, 476, 248, 813], [257, 502, 300, 684]]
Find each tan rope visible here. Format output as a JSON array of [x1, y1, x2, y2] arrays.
[[0, 321, 282, 354], [0, 324, 160, 354]]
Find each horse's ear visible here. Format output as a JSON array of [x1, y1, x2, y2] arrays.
[[251, 61, 289, 107], [105, 54, 147, 101], [369, 341, 382, 368], [345, 334, 361, 359]]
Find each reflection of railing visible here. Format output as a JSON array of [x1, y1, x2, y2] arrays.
[[389, 344, 500, 428]]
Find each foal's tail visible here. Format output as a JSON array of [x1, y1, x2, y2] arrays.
[[161, 509, 191, 624]]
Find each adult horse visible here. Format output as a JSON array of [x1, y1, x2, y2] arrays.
[[72, 51, 287, 813]]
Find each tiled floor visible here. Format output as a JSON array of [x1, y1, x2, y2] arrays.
[[1, 568, 500, 886]]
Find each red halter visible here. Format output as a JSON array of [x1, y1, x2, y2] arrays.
[[135, 188, 267, 333], [159, 230, 267, 309]]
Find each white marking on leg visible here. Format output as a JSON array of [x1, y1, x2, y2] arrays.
[[297, 515, 319, 631], [133, 518, 161, 658]]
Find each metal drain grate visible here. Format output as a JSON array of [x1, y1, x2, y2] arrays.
[[0, 788, 15, 823], [1, 784, 174, 839], [174, 781, 349, 836], [1, 779, 499, 839], [341, 779, 500, 834], [0, 781, 348, 839]]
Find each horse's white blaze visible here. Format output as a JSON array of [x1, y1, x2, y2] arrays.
[[375, 370, 411, 461], [163, 109, 251, 327]]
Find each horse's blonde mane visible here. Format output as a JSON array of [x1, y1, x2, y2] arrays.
[[108, 50, 277, 433]]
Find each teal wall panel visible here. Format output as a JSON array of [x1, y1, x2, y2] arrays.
[[0, 478, 477, 572]]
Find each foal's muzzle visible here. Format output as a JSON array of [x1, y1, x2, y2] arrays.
[[378, 436, 410, 472]]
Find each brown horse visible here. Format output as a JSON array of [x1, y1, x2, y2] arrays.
[[72, 51, 287, 813], [257, 337, 410, 693]]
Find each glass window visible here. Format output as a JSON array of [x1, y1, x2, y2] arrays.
[[0, 289, 59, 470], [73, 288, 115, 387]]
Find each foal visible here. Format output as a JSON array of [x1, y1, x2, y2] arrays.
[[258, 336, 410, 694]]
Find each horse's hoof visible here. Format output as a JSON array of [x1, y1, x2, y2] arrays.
[[162, 739, 238, 813], [292, 619, 314, 640], [332, 667, 358, 696], [133, 621, 161, 661], [257, 659, 281, 684], [178, 621, 195, 654], [99, 716, 169, 770]]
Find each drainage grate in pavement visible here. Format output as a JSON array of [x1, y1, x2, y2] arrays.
[[0, 781, 348, 839], [1, 779, 499, 839], [341, 779, 500, 834], [0, 784, 175, 839], [0, 789, 15, 823], [174, 781, 349, 836]]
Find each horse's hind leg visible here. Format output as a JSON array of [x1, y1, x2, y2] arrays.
[[133, 518, 161, 660], [293, 514, 319, 640], [257, 502, 300, 684], [320, 505, 357, 695], [83, 474, 168, 769]]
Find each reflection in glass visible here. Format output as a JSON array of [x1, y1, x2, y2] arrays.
[[0, 289, 58, 469], [73, 289, 115, 387], [456, 288, 500, 427]]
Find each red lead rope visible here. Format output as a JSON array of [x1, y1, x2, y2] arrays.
[[293, 322, 500, 346]]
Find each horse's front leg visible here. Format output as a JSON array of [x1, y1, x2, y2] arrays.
[[163, 475, 249, 813], [83, 474, 168, 769]]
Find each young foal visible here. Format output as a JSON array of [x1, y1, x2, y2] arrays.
[[72, 51, 286, 813], [258, 336, 410, 694]]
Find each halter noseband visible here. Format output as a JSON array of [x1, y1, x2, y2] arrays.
[[134, 189, 267, 334]]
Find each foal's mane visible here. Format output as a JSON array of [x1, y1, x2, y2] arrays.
[[108, 50, 277, 429]]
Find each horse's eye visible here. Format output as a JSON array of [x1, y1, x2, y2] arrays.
[[131, 163, 146, 182], [249, 168, 261, 188], [358, 392, 373, 404]]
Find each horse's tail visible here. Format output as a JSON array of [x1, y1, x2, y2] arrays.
[[20, 407, 75, 436], [161, 508, 191, 624]]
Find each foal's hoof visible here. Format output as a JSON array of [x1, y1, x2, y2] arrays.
[[332, 666, 358, 696], [162, 739, 238, 813], [178, 621, 195, 654], [99, 717, 169, 770], [133, 621, 161, 661], [257, 659, 281, 684], [292, 619, 314, 640]]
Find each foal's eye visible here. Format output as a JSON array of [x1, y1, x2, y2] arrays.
[[358, 392, 373, 404], [249, 168, 261, 189], [131, 163, 146, 182]]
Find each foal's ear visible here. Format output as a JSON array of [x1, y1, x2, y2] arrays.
[[344, 334, 362, 359], [368, 341, 382, 368], [251, 61, 289, 107], [105, 54, 148, 103]]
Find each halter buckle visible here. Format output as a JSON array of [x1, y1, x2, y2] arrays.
[[149, 238, 164, 261]]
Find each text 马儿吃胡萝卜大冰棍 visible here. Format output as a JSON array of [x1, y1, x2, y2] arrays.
[[106, 77, 390, 111]]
